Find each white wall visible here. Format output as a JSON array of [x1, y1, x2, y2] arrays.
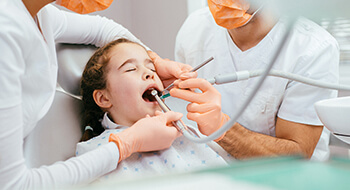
[[56, 0, 209, 59], [92, 0, 189, 60], [187, 0, 207, 15]]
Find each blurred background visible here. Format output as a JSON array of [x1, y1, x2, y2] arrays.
[[58, 0, 208, 60], [56, 0, 350, 74], [56, 0, 350, 157]]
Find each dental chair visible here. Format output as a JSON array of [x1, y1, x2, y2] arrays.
[[23, 44, 96, 168]]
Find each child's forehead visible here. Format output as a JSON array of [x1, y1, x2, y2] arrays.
[[108, 43, 153, 67], [110, 43, 148, 62], [112, 42, 146, 54]]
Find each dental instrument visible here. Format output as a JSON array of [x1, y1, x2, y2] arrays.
[[161, 56, 214, 99], [151, 89, 200, 138]]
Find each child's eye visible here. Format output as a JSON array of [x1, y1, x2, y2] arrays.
[[150, 68, 156, 72], [125, 68, 136, 72]]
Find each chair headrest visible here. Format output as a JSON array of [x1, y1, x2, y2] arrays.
[[56, 43, 97, 96]]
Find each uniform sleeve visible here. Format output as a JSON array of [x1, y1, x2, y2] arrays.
[[44, 4, 148, 49], [175, 33, 186, 63], [0, 105, 119, 189], [76, 131, 112, 157], [0, 16, 25, 108], [278, 32, 339, 125], [174, 7, 213, 66]]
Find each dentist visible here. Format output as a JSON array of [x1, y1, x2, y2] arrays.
[[0, 0, 190, 189], [173, 0, 339, 161]]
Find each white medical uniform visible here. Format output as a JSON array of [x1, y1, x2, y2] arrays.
[[76, 113, 230, 181], [0, 1, 144, 189], [175, 8, 339, 161]]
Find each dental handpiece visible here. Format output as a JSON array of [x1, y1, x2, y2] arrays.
[[151, 89, 200, 138]]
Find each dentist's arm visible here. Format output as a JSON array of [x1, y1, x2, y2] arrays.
[[217, 118, 323, 159], [170, 78, 322, 159]]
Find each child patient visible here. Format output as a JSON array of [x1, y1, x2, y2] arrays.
[[76, 38, 230, 180]]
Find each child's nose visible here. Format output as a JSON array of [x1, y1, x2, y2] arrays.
[[143, 70, 155, 80]]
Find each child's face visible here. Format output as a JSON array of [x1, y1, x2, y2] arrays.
[[100, 43, 163, 126]]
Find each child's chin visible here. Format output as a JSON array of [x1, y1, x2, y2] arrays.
[[148, 108, 162, 116]]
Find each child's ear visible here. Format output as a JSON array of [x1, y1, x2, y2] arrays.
[[93, 89, 112, 109]]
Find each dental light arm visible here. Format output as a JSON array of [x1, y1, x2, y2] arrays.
[[207, 70, 350, 91]]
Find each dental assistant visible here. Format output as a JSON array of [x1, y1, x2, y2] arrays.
[[0, 0, 190, 189], [172, 0, 339, 161]]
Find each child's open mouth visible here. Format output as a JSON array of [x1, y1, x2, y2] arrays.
[[142, 88, 161, 102]]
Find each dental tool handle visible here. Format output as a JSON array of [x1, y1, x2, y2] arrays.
[[153, 92, 171, 112], [152, 90, 197, 136], [173, 119, 200, 138], [153, 90, 185, 132], [163, 56, 214, 93]]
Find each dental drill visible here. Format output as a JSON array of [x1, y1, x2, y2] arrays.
[[207, 69, 350, 91], [151, 89, 200, 138]]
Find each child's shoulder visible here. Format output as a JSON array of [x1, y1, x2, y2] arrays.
[[76, 129, 123, 156]]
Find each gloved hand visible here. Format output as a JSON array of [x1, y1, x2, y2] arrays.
[[170, 78, 230, 141], [109, 111, 182, 162], [148, 51, 195, 87]]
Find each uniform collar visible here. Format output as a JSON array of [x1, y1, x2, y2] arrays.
[[101, 112, 128, 130]]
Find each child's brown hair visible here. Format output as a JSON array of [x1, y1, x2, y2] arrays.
[[80, 38, 142, 141]]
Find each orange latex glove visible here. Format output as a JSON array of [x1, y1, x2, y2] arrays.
[[109, 111, 182, 162], [170, 78, 230, 142], [148, 51, 195, 88]]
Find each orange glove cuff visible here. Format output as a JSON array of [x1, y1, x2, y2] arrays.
[[109, 133, 126, 163], [214, 113, 230, 142]]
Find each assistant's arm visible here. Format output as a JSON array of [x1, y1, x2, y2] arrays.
[[0, 8, 120, 189], [0, 105, 119, 190], [47, 4, 146, 48]]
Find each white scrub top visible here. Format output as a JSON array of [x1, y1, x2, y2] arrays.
[[175, 8, 339, 161], [0, 0, 144, 189]]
